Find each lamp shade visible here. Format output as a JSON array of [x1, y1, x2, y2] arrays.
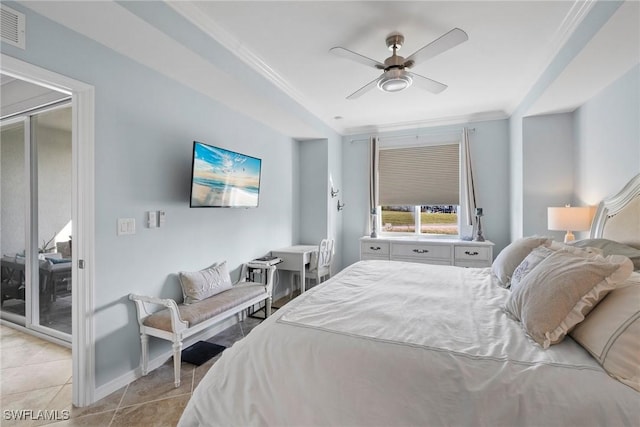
[[547, 206, 592, 231]]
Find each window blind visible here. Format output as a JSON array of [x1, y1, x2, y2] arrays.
[[378, 143, 460, 205]]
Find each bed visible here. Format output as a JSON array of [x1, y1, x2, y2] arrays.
[[179, 174, 640, 427]]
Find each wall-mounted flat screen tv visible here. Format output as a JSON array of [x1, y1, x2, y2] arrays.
[[189, 141, 262, 208]]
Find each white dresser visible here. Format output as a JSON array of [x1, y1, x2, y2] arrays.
[[360, 236, 494, 268]]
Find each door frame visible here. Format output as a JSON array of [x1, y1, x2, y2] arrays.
[[1, 54, 96, 407]]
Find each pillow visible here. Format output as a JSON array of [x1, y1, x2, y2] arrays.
[[492, 236, 552, 288], [46, 257, 72, 264], [510, 246, 555, 292], [570, 272, 640, 391], [504, 251, 633, 348], [179, 261, 233, 304], [509, 244, 602, 293], [570, 238, 640, 270], [550, 240, 604, 256]]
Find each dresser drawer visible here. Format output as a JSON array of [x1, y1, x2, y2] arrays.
[[361, 241, 390, 256], [391, 243, 451, 260], [394, 257, 452, 266], [456, 260, 491, 268], [454, 246, 492, 262]]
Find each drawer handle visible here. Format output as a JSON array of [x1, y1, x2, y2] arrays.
[[413, 249, 429, 254], [370, 246, 382, 251], [465, 251, 479, 256]]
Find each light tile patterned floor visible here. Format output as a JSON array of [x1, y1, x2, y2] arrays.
[[0, 316, 263, 426]]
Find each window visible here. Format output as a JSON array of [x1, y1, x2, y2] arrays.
[[376, 141, 462, 236], [380, 205, 459, 235]]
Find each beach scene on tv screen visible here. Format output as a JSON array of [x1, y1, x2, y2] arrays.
[[191, 142, 261, 207]]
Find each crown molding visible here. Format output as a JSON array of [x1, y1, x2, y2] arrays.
[[342, 110, 509, 136], [166, 1, 336, 132], [526, 0, 597, 93]]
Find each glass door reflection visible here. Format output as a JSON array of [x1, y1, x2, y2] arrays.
[[0, 104, 72, 341], [0, 118, 27, 322], [34, 106, 73, 337]]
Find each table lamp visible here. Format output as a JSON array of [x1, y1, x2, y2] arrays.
[[547, 205, 592, 243]]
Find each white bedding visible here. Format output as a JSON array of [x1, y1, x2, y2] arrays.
[[179, 260, 640, 426]]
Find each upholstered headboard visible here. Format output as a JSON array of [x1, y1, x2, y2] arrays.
[[590, 173, 640, 249]]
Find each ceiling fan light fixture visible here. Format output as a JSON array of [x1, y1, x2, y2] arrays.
[[377, 69, 412, 93]]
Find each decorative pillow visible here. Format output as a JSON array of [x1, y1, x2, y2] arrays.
[[46, 257, 72, 264], [570, 238, 640, 270], [510, 246, 555, 293], [550, 240, 604, 256], [179, 261, 233, 304], [504, 251, 633, 348], [510, 244, 603, 293], [491, 236, 552, 288], [570, 272, 640, 391]]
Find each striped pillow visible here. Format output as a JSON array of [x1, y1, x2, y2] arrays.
[[570, 272, 640, 391]]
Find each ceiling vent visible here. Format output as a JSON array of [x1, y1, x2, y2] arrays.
[[1, 5, 25, 49]]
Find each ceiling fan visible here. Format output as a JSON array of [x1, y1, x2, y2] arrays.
[[330, 28, 468, 99]]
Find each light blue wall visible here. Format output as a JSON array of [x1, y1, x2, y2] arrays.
[[508, 0, 624, 240], [519, 65, 639, 242], [297, 135, 344, 272], [522, 113, 575, 239], [2, 1, 341, 389], [299, 140, 329, 245], [341, 120, 511, 268], [328, 134, 344, 271], [574, 64, 640, 205]]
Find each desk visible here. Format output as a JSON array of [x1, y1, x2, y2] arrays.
[[270, 245, 317, 294]]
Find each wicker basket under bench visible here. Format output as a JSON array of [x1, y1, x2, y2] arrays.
[[129, 264, 276, 387]]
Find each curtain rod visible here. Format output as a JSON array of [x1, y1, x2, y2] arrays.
[[349, 127, 475, 143]]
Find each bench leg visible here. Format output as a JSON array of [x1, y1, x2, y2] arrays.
[[266, 296, 272, 318], [140, 333, 149, 376], [172, 340, 182, 388]]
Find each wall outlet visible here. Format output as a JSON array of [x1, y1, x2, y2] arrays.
[[158, 210, 166, 227]]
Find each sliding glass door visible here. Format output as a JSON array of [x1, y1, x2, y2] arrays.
[[0, 103, 72, 341], [1, 118, 27, 321]]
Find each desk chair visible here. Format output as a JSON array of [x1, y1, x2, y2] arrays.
[[293, 238, 334, 290]]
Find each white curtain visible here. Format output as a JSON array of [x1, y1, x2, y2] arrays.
[[462, 128, 477, 226], [368, 136, 379, 234]]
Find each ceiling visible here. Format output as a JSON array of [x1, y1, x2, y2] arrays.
[[0, 73, 69, 119], [1, 73, 71, 132], [169, 0, 618, 134], [13, 1, 640, 137]]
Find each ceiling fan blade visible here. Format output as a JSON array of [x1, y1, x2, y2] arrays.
[[346, 76, 382, 100], [404, 28, 468, 68], [408, 72, 448, 94], [330, 47, 386, 70]]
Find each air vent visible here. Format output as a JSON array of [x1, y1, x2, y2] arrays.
[[1, 5, 25, 49]]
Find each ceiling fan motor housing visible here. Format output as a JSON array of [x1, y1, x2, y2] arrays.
[[386, 33, 404, 51]]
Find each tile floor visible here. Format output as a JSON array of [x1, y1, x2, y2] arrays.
[[0, 316, 263, 426], [1, 294, 73, 336]]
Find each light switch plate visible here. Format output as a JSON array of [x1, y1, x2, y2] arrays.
[[117, 218, 136, 235]]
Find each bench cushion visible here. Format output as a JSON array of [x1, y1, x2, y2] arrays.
[[143, 284, 267, 332]]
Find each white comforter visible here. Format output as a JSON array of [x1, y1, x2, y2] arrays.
[[180, 260, 639, 426]]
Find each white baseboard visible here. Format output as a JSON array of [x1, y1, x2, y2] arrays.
[[93, 316, 238, 403]]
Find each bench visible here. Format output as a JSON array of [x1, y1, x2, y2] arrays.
[[129, 263, 276, 387]]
